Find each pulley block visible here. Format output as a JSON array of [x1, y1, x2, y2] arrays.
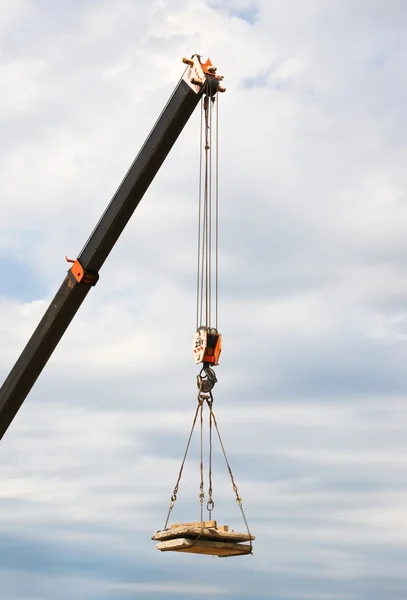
[[193, 327, 222, 366]]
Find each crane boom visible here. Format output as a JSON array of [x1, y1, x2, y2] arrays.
[[0, 55, 223, 440]]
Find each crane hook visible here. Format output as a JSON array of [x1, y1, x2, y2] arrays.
[[197, 366, 217, 393]]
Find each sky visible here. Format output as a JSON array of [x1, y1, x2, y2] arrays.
[[1, 0, 407, 598]]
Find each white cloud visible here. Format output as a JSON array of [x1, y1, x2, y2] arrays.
[[109, 581, 230, 594], [0, 0, 30, 33], [1, 1, 407, 599]]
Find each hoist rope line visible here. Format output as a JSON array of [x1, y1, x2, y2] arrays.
[[199, 204, 205, 328], [204, 100, 210, 326], [199, 98, 207, 327], [199, 398, 205, 526], [208, 98, 212, 328], [207, 396, 214, 520], [163, 398, 204, 530], [205, 395, 253, 551], [215, 96, 219, 330], [196, 100, 204, 331], [196, 93, 219, 331]]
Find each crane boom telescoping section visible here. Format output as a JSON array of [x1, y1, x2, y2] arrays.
[[0, 55, 223, 441]]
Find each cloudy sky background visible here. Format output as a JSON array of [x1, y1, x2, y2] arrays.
[[1, 0, 407, 598]]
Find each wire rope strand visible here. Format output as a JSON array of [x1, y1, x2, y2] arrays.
[[204, 101, 210, 327], [196, 99, 204, 330], [199, 99, 208, 328], [199, 196, 206, 328], [163, 398, 203, 530], [199, 398, 205, 526], [205, 395, 253, 550], [215, 94, 219, 330], [208, 97, 213, 328], [201, 165, 208, 327], [207, 395, 214, 520]]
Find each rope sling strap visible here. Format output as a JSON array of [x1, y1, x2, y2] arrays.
[[152, 58, 254, 557]]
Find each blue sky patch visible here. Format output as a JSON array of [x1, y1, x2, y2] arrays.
[[209, 0, 259, 25], [0, 254, 45, 301]]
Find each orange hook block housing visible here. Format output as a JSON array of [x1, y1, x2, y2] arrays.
[[193, 327, 222, 366]]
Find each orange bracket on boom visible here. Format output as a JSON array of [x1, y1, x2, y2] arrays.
[[65, 257, 99, 286]]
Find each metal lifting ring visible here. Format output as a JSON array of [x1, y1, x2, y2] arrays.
[[207, 499, 215, 511]]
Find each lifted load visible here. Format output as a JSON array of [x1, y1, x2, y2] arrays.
[[153, 521, 254, 557]]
